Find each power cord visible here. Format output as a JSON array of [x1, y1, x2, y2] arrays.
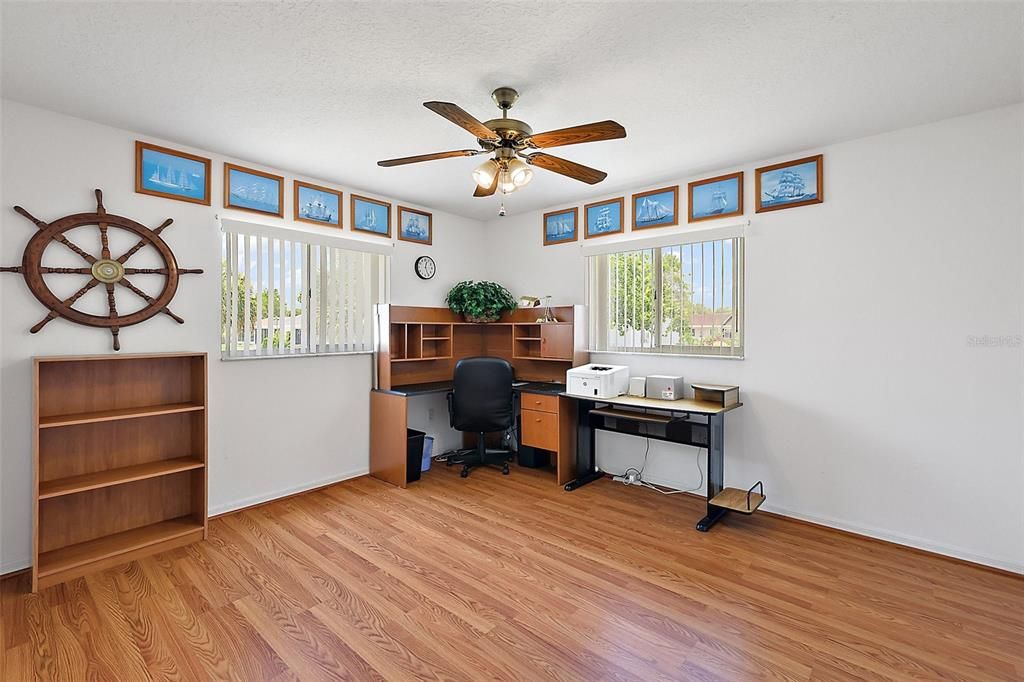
[[610, 441, 705, 495], [622, 420, 651, 482], [640, 448, 704, 494]]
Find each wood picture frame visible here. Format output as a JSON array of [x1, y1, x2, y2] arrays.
[[755, 154, 824, 213], [351, 194, 392, 238], [543, 207, 578, 246], [584, 197, 624, 239], [135, 141, 211, 206], [223, 163, 284, 217], [632, 185, 679, 230], [688, 171, 744, 223], [293, 181, 342, 228], [397, 206, 432, 245]]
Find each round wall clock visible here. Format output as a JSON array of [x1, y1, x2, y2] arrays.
[[414, 255, 436, 280]]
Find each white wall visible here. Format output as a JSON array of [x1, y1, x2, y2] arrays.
[[0, 100, 483, 573], [486, 104, 1024, 573]]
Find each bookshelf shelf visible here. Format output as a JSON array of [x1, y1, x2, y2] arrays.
[[39, 402, 205, 428], [37, 517, 204, 584], [39, 457, 205, 499]]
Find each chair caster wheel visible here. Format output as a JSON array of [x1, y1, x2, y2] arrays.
[[445, 459, 452, 467], [502, 464, 509, 475], [460, 467, 469, 478]]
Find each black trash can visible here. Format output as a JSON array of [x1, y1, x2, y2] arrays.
[[406, 429, 426, 483]]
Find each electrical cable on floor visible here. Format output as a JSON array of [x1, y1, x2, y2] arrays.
[[639, 447, 704, 494], [610, 443, 705, 495]]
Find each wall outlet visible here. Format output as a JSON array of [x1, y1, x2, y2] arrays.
[[428, 408, 435, 421]]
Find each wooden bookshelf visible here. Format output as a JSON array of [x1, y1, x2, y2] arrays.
[[32, 352, 208, 591]]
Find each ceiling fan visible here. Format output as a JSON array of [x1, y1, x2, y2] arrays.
[[377, 87, 626, 198]]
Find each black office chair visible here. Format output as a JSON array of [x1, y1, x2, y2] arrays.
[[446, 357, 515, 478]]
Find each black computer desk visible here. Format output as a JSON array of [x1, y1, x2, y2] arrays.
[[560, 393, 744, 532]]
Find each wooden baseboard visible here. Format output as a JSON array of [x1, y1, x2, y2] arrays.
[[209, 474, 372, 519]]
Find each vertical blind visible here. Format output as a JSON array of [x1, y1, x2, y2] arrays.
[[587, 235, 744, 357], [221, 229, 387, 358]]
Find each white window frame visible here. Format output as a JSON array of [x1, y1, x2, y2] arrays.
[[585, 224, 745, 359], [220, 217, 391, 360]]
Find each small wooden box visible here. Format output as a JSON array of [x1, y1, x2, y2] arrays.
[[691, 383, 740, 408]]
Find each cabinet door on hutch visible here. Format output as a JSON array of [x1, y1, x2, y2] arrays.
[[540, 324, 573, 360]]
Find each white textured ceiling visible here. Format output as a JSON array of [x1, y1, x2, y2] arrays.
[[2, 2, 1022, 220]]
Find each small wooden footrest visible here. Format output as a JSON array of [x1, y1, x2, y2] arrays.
[[710, 482, 765, 514]]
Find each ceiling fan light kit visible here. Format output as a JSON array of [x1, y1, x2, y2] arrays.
[[378, 87, 625, 212]]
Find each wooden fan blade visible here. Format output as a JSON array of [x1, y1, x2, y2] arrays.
[[526, 120, 626, 149], [424, 101, 499, 141], [378, 150, 482, 167], [473, 171, 500, 197], [525, 153, 607, 184]]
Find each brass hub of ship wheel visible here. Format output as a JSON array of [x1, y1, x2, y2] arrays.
[[91, 259, 124, 284]]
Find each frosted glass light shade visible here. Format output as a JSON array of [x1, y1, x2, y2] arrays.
[[506, 158, 533, 187], [472, 159, 499, 188]]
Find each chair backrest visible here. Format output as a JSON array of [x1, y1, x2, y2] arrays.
[[451, 357, 514, 433]]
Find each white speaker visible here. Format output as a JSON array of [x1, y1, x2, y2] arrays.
[[628, 376, 646, 397]]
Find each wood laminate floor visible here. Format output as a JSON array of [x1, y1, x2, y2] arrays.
[[3, 464, 1023, 681]]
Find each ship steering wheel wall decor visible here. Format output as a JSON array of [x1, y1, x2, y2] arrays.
[[0, 189, 203, 350]]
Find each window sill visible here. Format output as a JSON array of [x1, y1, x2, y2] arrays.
[[588, 350, 745, 360], [220, 350, 374, 362]]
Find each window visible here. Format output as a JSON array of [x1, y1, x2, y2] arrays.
[[587, 234, 744, 357], [221, 226, 388, 358]]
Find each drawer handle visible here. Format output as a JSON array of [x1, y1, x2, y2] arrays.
[[535, 418, 542, 422], [534, 400, 542, 405]]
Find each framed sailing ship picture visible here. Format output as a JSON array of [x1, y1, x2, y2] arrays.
[[351, 194, 391, 237], [632, 186, 679, 229], [755, 154, 823, 213], [584, 197, 624, 239], [224, 163, 284, 217], [543, 207, 578, 245], [398, 206, 432, 245], [135, 141, 211, 205], [294, 181, 341, 227], [688, 172, 743, 223]]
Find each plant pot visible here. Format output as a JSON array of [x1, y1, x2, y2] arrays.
[[464, 312, 501, 323]]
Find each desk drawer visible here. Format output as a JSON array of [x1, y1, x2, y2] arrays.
[[522, 409, 559, 451], [521, 393, 559, 414]]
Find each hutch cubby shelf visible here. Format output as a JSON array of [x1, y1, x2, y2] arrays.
[[390, 322, 453, 362], [32, 352, 208, 591]]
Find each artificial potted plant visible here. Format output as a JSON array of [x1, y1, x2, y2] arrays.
[[445, 280, 517, 323]]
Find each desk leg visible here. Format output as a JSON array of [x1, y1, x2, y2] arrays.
[[564, 399, 602, 491], [696, 413, 726, 531]]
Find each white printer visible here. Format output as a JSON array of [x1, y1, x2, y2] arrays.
[[566, 363, 629, 399]]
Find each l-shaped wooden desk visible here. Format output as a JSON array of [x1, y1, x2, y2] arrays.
[[369, 305, 753, 531]]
